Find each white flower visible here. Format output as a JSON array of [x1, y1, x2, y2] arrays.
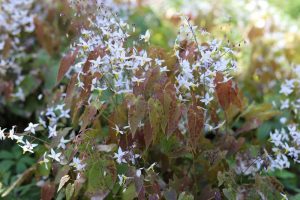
[[8, 126, 18, 140], [58, 137, 70, 149], [136, 169, 142, 177], [41, 152, 50, 170], [118, 174, 125, 185], [15, 135, 25, 144], [279, 80, 294, 96], [19, 140, 38, 154], [114, 147, 127, 164], [280, 99, 289, 110], [89, 56, 103, 67], [70, 157, 86, 171], [0, 127, 6, 140], [280, 117, 287, 124], [48, 148, 61, 162], [140, 30, 150, 43], [112, 125, 124, 135], [48, 125, 57, 138], [59, 109, 70, 118], [24, 122, 39, 134], [270, 130, 283, 147], [55, 104, 65, 111], [132, 76, 145, 86], [200, 93, 213, 105]]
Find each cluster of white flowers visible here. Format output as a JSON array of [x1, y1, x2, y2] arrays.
[[262, 65, 300, 171], [66, 3, 159, 101], [0, 0, 36, 102], [0, 0, 35, 62], [173, 17, 237, 134], [39, 103, 70, 136], [174, 17, 237, 101]]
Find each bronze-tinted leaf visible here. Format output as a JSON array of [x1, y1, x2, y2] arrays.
[[41, 182, 55, 200], [57, 48, 79, 82], [214, 72, 242, 111], [79, 105, 98, 133], [127, 94, 146, 137], [188, 104, 204, 150]]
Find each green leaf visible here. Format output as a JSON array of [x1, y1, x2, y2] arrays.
[[37, 161, 51, 177], [271, 169, 296, 179], [178, 192, 194, 200], [19, 74, 40, 97], [65, 183, 75, 200], [291, 194, 300, 200], [86, 159, 116, 197], [122, 183, 136, 200], [16, 162, 27, 174], [148, 98, 163, 140], [19, 157, 35, 165], [0, 151, 14, 159], [0, 160, 14, 172], [127, 95, 146, 137]]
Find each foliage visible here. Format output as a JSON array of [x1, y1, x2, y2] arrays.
[[1, 0, 300, 199]]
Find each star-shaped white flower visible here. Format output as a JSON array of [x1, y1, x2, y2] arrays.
[[41, 152, 50, 170], [48, 148, 61, 162], [0, 127, 6, 140], [19, 140, 38, 154], [8, 126, 18, 140], [70, 157, 86, 171], [48, 125, 57, 138], [140, 30, 151, 43], [24, 122, 39, 134], [55, 103, 65, 111], [58, 137, 70, 149], [200, 93, 213, 105], [114, 147, 127, 164], [59, 109, 70, 118], [112, 124, 124, 135], [15, 135, 25, 144]]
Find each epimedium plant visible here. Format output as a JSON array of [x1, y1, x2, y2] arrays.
[[0, 0, 298, 199]]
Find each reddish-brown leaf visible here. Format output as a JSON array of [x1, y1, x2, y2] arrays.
[[236, 118, 262, 135], [65, 73, 78, 107], [127, 95, 146, 137], [188, 104, 204, 150], [34, 17, 60, 55], [79, 105, 98, 133], [57, 48, 79, 83], [214, 72, 242, 111], [144, 121, 154, 149], [41, 182, 55, 200]]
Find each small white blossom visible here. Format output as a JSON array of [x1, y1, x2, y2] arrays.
[[140, 30, 150, 43], [19, 140, 38, 154], [8, 126, 18, 140], [200, 93, 213, 105], [60, 109, 70, 118], [58, 137, 70, 149], [112, 125, 124, 135], [48, 125, 57, 138], [24, 122, 39, 134], [41, 152, 50, 170], [48, 148, 62, 162], [114, 147, 127, 164], [0, 128, 6, 140], [70, 157, 86, 171]]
